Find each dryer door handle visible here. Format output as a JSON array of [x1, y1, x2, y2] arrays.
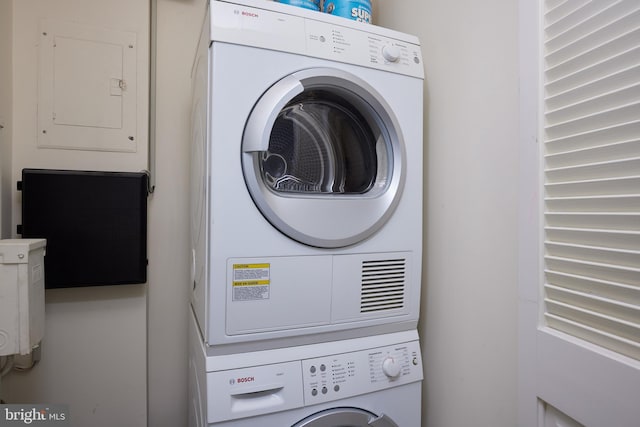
[[243, 76, 304, 153], [369, 413, 399, 427]]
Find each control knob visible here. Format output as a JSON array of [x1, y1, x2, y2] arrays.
[[381, 45, 401, 63], [382, 356, 401, 379]]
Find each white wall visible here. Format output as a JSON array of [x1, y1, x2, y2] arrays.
[[376, 1, 519, 426], [518, 0, 541, 425], [0, 0, 201, 424], [2, 1, 149, 426], [146, 0, 206, 425], [147, 2, 521, 425], [0, 0, 12, 240], [1, 0, 521, 425]]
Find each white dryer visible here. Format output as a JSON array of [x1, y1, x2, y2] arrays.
[[189, 313, 423, 426], [190, 0, 424, 352]]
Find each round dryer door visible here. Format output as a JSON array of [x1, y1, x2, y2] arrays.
[[242, 68, 406, 248], [292, 407, 399, 427]]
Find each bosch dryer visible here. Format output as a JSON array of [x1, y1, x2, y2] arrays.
[[190, 0, 424, 353]]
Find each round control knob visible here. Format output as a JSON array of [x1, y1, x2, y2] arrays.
[[382, 45, 401, 63], [382, 356, 401, 378]]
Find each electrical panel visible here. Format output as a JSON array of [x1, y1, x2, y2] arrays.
[[37, 20, 138, 152]]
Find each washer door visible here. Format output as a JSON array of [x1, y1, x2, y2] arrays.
[[242, 68, 405, 248], [292, 407, 399, 427]]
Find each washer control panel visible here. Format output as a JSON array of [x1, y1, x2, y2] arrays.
[[301, 339, 422, 405]]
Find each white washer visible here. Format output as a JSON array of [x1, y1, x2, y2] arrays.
[[190, 0, 424, 353], [189, 312, 423, 426]]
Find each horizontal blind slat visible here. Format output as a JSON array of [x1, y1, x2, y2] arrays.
[[543, 0, 640, 361], [546, 1, 640, 53], [546, 8, 640, 68], [545, 256, 640, 286], [545, 0, 612, 38], [545, 157, 640, 182], [546, 270, 640, 304], [545, 103, 640, 139], [546, 0, 568, 13], [546, 121, 640, 153], [545, 241, 640, 267], [545, 176, 640, 197], [546, 283, 640, 323], [545, 227, 640, 250], [545, 84, 640, 125], [545, 212, 640, 230], [545, 313, 640, 360], [545, 194, 640, 212], [545, 139, 640, 168], [544, 299, 640, 342], [546, 65, 640, 107], [546, 47, 640, 96], [545, 28, 640, 82]]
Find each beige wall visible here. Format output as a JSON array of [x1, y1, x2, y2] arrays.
[[149, 2, 520, 424], [376, 1, 519, 426], [1, 0, 521, 426], [0, 0, 201, 424], [0, 0, 12, 240], [146, 0, 206, 425], [1, 0, 204, 423], [2, 1, 149, 426]]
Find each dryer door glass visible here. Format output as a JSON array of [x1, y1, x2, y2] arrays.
[[242, 68, 406, 248], [262, 90, 386, 195]]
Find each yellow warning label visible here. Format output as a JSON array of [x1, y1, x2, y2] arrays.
[[233, 280, 270, 287], [233, 263, 269, 269], [232, 263, 270, 301]]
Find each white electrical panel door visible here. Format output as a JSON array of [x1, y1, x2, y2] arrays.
[[38, 20, 137, 152], [53, 36, 124, 130]]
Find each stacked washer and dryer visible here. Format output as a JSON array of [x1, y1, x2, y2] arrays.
[[188, 1, 424, 425]]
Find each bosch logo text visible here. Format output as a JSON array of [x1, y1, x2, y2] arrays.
[[241, 11, 259, 18], [236, 376, 255, 383]]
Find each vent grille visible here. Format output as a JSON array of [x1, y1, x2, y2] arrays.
[[360, 259, 406, 313]]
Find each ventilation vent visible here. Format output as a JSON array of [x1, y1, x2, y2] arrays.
[[360, 259, 406, 313]]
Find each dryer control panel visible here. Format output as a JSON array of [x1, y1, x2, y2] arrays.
[[211, 0, 424, 79], [301, 339, 422, 406]]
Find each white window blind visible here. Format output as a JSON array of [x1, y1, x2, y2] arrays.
[[543, 0, 640, 361]]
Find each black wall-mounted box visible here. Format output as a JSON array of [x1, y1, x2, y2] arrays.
[[18, 169, 149, 289]]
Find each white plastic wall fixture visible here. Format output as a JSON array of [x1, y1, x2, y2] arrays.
[[0, 239, 46, 356]]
